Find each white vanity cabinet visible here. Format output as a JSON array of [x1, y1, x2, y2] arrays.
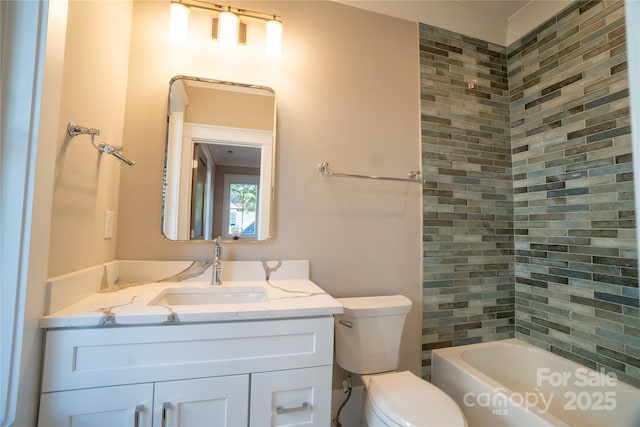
[[250, 366, 332, 426], [38, 317, 333, 427], [39, 383, 155, 427], [38, 376, 250, 427], [153, 375, 250, 427]]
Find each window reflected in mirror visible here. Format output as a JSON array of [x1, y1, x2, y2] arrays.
[[223, 176, 259, 240]]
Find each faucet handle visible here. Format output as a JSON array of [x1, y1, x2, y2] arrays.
[[213, 236, 222, 256], [212, 236, 223, 285]]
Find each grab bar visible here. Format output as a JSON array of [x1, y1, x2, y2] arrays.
[[67, 122, 135, 167], [319, 162, 425, 184]]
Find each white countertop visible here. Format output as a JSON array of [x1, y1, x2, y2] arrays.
[[40, 279, 343, 329]]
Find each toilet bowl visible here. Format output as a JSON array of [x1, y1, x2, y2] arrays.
[[334, 296, 467, 427], [362, 371, 467, 427]]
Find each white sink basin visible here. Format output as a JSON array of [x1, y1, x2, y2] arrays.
[[149, 286, 268, 306]]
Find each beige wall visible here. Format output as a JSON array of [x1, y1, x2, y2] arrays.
[[117, 0, 422, 374], [337, 0, 573, 46], [47, 0, 133, 277], [185, 86, 274, 130]]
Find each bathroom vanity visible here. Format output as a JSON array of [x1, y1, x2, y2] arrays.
[[38, 260, 342, 427]]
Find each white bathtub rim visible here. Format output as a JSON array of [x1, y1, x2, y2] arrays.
[[433, 338, 639, 394], [432, 338, 640, 427]]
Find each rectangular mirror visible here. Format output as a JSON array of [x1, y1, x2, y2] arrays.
[[163, 76, 276, 242]]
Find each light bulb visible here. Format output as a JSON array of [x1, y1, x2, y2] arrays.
[[218, 11, 239, 47], [169, 2, 189, 43], [265, 19, 282, 55]]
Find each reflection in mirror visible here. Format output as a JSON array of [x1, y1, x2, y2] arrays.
[[163, 76, 275, 242]]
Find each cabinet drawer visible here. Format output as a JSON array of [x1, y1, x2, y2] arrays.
[[250, 366, 332, 427], [42, 317, 333, 392]]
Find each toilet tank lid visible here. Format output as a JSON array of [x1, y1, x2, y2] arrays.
[[336, 295, 412, 317]]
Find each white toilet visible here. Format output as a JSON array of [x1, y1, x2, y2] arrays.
[[334, 295, 467, 427]]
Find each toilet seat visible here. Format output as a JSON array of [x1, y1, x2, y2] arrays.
[[363, 371, 467, 427]]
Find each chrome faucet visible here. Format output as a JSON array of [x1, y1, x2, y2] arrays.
[[212, 237, 223, 286]]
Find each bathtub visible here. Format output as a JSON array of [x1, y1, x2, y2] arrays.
[[432, 339, 640, 427]]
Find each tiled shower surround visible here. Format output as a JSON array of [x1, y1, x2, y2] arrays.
[[420, 25, 514, 376], [421, 0, 640, 387]]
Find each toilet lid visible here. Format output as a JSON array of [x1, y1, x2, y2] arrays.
[[366, 371, 467, 427]]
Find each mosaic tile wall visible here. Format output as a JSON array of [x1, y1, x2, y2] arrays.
[[421, 0, 639, 387], [509, 0, 639, 387], [419, 24, 514, 380]]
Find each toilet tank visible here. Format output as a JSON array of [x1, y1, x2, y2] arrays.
[[334, 295, 412, 375]]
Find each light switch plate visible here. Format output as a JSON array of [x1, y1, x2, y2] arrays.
[[104, 210, 114, 239]]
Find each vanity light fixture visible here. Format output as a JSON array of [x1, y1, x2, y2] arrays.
[[217, 7, 239, 46], [265, 17, 283, 55], [169, 1, 190, 42], [169, 0, 283, 54]]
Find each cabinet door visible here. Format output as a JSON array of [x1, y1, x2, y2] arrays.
[[38, 383, 153, 427], [250, 366, 332, 427], [153, 375, 249, 427]]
